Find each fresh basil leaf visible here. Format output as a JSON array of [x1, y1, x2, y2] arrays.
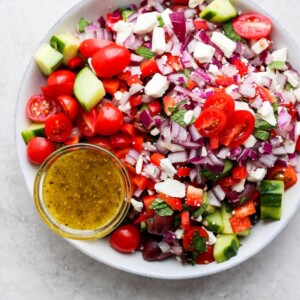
[[253, 129, 270, 141], [170, 110, 188, 126], [149, 198, 174, 216], [77, 17, 90, 33], [184, 69, 190, 79], [168, 99, 187, 113], [268, 61, 287, 70], [255, 115, 275, 130], [157, 16, 164, 27], [193, 203, 209, 218], [223, 22, 246, 44], [191, 230, 208, 253], [285, 82, 293, 91], [136, 46, 155, 59]]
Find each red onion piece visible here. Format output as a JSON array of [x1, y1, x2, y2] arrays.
[[168, 151, 188, 163], [169, 11, 186, 43]]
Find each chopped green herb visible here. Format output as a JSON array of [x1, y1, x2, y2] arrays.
[[253, 129, 270, 141], [121, 10, 135, 21], [272, 101, 278, 115], [149, 198, 174, 216], [157, 16, 164, 27], [223, 22, 246, 44], [255, 116, 275, 130], [193, 203, 209, 218], [170, 109, 195, 126], [77, 17, 90, 33], [268, 61, 287, 70], [191, 230, 208, 253], [239, 196, 248, 206], [169, 99, 187, 113], [184, 69, 191, 79], [136, 46, 155, 59], [285, 82, 293, 91]]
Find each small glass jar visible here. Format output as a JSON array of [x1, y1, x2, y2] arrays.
[[34, 143, 131, 240]]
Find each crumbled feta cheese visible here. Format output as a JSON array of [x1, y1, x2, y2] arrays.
[[201, 146, 207, 157], [160, 8, 173, 26], [293, 88, 300, 102], [160, 171, 168, 181], [160, 158, 177, 178], [251, 38, 269, 55], [261, 112, 277, 126], [144, 73, 170, 98], [234, 101, 255, 115], [134, 12, 160, 34], [243, 135, 257, 148], [114, 91, 123, 101], [175, 228, 184, 239], [211, 32, 236, 58], [284, 139, 296, 154], [284, 70, 299, 88], [113, 21, 134, 45], [204, 229, 217, 245], [184, 110, 194, 125], [193, 41, 215, 63], [247, 168, 267, 182], [257, 101, 273, 117], [131, 198, 143, 212], [208, 64, 221, 75], [154, 178, 186, 198], [271, 48, 287, 62], [152, 27, 167, 55], [188, 0, 205, 8], [135, 155, 143, 175], [232, 179, 246, 193]]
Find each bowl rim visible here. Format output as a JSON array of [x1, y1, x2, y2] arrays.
[[14, 0, 300, 279]]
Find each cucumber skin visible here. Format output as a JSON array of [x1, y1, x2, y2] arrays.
[[260, 180, 284, 194], [213, 234, 240, 263], [21, 124, 45, 144], [203, 210, 224, 234], [221, 202, 233, 234]]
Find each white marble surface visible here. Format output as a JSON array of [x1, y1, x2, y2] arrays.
[[1, 0, 300, 299]]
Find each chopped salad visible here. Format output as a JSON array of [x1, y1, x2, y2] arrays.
[[22, 0, 300, 265]]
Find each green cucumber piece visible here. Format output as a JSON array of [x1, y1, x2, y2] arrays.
[[34, 43, 64, 75], [200, 159, 233, 180], [50, 33, 80, 65], [237, 229, 250, 237], [200, 0, 237, 23], [213, 234, 240, 263], [122, 10, 135, 21], [21, 123, 45, 144], [260, 180, 284, 220], [203, 209, 224, 234], [74, 67, 106, 112], [220, 202, 233, 234], [202, 191, 217, 215]]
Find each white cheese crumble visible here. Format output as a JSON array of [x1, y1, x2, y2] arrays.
[[113, 21, 134, 45], [154, 179, 186, 198], [247, 168, 267, 182], [144, 73, 170, 98], [189, 0, 205, 8], [131, 198, 143, 212], [251, 38, 269, 55], [134, 12, 160, 34], [152, 26, 167, 55], [160, 158, 177, 178], [211, 32, 236, 58], [193, 41, 215, 63]]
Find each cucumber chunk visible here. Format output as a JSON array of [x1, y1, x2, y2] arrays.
[[122, 10, 135, 21], [237, 229, 250, 237], [213, 234, 240, 263], [34, 43, 64, 75], [260, 180, 284, 220], [200, 0, 237, 23], [202, 191, 217, 215], [203, 209, 224, 233], [21, 123, 45, 144], [50, 33, 80, 65], [74, 67, 106, 112], [221, 202, 233, 234]]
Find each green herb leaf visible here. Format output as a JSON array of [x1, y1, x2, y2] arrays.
[[157, 16, 164, 27], [184, 69, 190, 79], [168, 99, 187, 113], [136, 46, 155, 59], [170, 110, 188, 126], [193, 203, 209, 218], [268, 61, 287, 70], [253, 129, 270, 141], [272, 102, 278, 115], [149, 198, 174, 216], [223, 22, 246, 44], [285, 82, 293, 91], [192, 230, 208, 253], [238, 196, 248, 206], [77, 17, 90, 33], [255, 116, 275, 130], [121, 10, 135, 22]]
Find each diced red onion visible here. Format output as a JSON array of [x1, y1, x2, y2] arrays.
[[174, 85, 192, 97], [156, 57, 173, 75], [169, 11, 186, 43], [163, 230, 177, 244], [195, 68, 211, 83], [272, 146, 287, 155], [208, 151, 224, 166], [95, 28, 113, 40], [140, 110, 154, 128], [189, 168, 198, 182], [288, 153, 298, 166], [168, 73, 186, 85], [143, 142, 157, 152], [189, 124, 202, 142], [259, 154, 277, 168], [120, 92, 130, 105], [131, 53, 144, 63], [204, 163, 224, 173], [235, 42, 244, 54], [278, 108, 292, 130], [217, 147, 230, 159], [238, 82, 256, 98], [212, 185, 225, 201], [134, 188, 144, 197], [124, 34, 143, 50], [143, 163, 161, 180], [168, 151, 188, 163], [259, 142, 273, 154], [180, 51, 194, 69], [189, 149, 198, 160], [125, 154, 137, 166], [250, 96, 263, 109], [207, 191, 221, 207]]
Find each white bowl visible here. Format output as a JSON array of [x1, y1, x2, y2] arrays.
[[15, 0, 300, 279]]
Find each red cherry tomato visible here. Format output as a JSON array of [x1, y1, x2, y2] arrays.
[[86, 136, 111, 150], [110, 133, 132, 149], [44, 114, 73, 142], [47, 70, 76, 86], [75, 107, 99, 137], [195, 244, 215, 264], [183, 227, 209, 252], [91, 44, 131, 78], [79, 38, 114, 59], [57, 95, 80, 120], [232, 13, 272, 40], [95, 102, 124, 135], [26, 94, 58, 123], [297, 136, 300, 152], [219, 110, 255, 148], [148, 101, 162, 116], [194, 107, 227, 137], [27, 137, 57, 165], [215, 76, 235, 87], [203, 92, 235, 117], [267, 165, 297, 190], [109, 224, 141, 253]]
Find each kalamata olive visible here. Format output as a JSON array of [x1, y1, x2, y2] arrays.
[[146, 215, 174, 235], [142, 238, 162, 261]]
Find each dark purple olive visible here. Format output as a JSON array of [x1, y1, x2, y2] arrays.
[[142, 238, 162, 261], [146, 215, 173, 235]]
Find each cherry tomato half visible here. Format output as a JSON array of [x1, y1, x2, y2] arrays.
[[109, 224, 141, 253], [27, 137, 57, 165], [203, 92, 235, 117], [91, 44, 131, 78], [232, 13, 272, 40], [79, 38, 114, 59], [219, 110, 255, 148], [57, 95, 80, 120], [110, 133, 132, 149], [75, 107, 98, 137], [44, 114, 73, 142], [47, 70, 76, 86], [194, 107, 227, 137], [26, 94, 58, 123], [183, 227, 209, 252], [267, 165, 297, 190], [95, 102, 124, 135], [195, 244, 215, 264], [86, 136, 111, 150]]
